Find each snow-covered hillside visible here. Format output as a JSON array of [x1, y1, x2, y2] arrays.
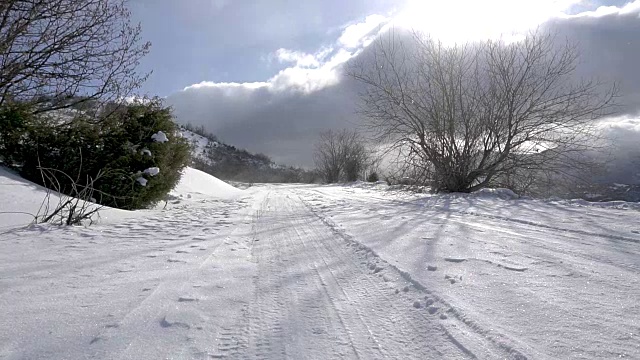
[[180, 127, 276, 171], [179, 127, 318, 183], [0, 167, 638, 359]]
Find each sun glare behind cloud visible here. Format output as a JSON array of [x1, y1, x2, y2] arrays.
[[395, 0, 584, 43]]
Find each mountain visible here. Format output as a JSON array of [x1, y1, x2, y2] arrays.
[[179, 124, 319, 184]]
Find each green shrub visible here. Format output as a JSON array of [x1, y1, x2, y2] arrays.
[[0, 103, 34, 165], [11, 99, 191, 210]]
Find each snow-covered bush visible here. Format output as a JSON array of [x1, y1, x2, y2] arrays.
[[5, 99, 191, 210]]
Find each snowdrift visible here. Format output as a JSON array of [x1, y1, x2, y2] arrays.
[[170, 167, 242, 200], [0, 166, 241, 230], [0, 166, 136, 230]]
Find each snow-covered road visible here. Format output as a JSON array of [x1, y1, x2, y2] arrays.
[[1, 174, 639, 359]]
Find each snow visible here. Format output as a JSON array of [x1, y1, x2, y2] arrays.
[[136, 176, 148, 186], [1, 167, 639, 359], [141, 149, 152, 156], [169, 167, 242, 200], [151, 131, 168, 143], [181, 130, 209, 156], [472, 187, 519, 200], [143, 167, 160, 176], [0, 167, 134, 230]]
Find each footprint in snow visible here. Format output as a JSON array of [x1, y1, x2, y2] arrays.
[[178, 296, 197, 302], [498, 264, 528, 272], [176, 250, 189, 254], [424, 298, 435, 306], [159, 316, 190, 329], [444, 274, 461, 284]]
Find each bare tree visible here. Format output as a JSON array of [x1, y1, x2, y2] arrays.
[[0, 0, 150, 113], [348, 29, 618, 193], [314, 129, 372, 183]]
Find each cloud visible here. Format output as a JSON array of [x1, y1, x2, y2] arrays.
[[559, 0, 640, 17], [273, 48, 323, 68], [166, 15, 388, 165], [338, 14, 389, 49], [595, 116, 640, 184], [393, 0, 584, 44], [543, 1, 640, 115], [167, 1, 640, 173]]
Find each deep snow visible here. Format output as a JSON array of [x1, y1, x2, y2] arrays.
[[0, 168, 638, 359]]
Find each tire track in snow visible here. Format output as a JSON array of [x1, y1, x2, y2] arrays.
[[308, 188, 640, 244], [245, 189, 488, 359], [246, 191, 360, 359], [298, 192, 530, 360]]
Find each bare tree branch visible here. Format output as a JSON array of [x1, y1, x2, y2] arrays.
[[347, 29, 618, 193], [0, 0, 151, 116]]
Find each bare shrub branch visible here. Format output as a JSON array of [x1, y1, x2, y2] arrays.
[[314, 129, 374, 183]]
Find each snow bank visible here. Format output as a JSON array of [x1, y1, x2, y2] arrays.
[[0, 166, 133, 230], [550, 198, 640, 211], [170, 167, 242, 200], [472, 187, 519, 200]]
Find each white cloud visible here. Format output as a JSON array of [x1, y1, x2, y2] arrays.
[[338, 14, 389, 49], [600, 116, 640, 134], [184, 81, 268, 92], [559, 0, 640, 18], [180, 15, 388, 96], [274, 48, 322, 68]]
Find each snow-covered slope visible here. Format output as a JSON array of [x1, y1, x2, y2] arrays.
[[0, 166, 136, 230], [170, 167, 242, 200], [180, 127, 274, 170], [1, 167, 638, 359], [0, 166, 241, 230]]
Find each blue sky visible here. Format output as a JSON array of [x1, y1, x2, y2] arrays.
[[130, 0, 402, 96], [128, 0, 640, 167]]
